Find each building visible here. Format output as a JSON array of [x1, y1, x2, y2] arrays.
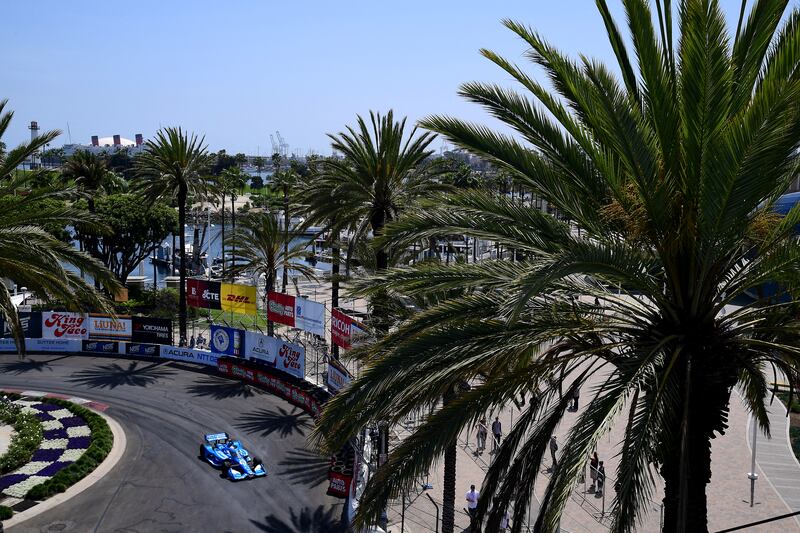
[[62, 133, 146, 157]]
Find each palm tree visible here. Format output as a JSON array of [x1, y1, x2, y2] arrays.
[[61, 150, 126, 260], [224, 211, 317, 335], [135, 127, 211, 342], [313, 2, 800, 532]]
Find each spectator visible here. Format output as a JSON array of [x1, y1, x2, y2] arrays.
[[571, 387, 580, 411], [596, 461, 606, 497], [465, 484, 480, 530], [475, 418, 488, 454], [189, 335, 196, 349], [491, 416, 502, 452], [499, 509, 510, 532], [549, 435, 559, 470], [589, 451, 599, 492]]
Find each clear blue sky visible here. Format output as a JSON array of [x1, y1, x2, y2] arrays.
[[1, 1, 750, 156]]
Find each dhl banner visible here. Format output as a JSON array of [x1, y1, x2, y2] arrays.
[[221, 283, 257, 315]]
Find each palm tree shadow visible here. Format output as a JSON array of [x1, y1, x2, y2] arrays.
[[275, 448, 330, 488], [250, 505, 344, 533], [0, 356, 67, 375], [235, 406, 312, 438], [68, 361, 176, 389], [186, 375, 264, 400]]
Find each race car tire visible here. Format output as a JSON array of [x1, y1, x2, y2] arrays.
[[251, 456, 262, 466], [223, 459, 231, 469], [199, 445, 206, 459]]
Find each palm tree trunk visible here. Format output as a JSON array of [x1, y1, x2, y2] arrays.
[[331, 229, 340, 360], [178, 184, 188, 342], [266, 273, 274, 336], [442, 391, 457, 533], [221, 197, 226, 278], [282, 183, 289, 293], [231, 194, 236, 279]]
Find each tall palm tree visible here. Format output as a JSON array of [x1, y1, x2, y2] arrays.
[[313, 2, 800, 532], [135, 127, 211, 342], [224, 211, 317, 336]]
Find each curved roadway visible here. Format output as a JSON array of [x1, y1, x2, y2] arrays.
[[0, 353, 343, 533]]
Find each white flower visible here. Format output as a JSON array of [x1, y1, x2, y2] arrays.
[[58, 449, 86, 462], [66, 426, 90, 438], [39, 438, 69, 450], [3, 475, 48, 498], [15, 461, 50, 476], [48, 409, 72, 420], [41, 420, 63, 431]]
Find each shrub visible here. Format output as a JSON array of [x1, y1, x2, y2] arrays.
[[25, 398, 113, 501], [0, 505, 12, 519], [0, 401, 43, 474]]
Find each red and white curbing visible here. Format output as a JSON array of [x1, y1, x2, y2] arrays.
[[2, 389, 108, 412]]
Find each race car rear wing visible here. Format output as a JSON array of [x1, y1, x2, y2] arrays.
[[204, 432, 229, 443]]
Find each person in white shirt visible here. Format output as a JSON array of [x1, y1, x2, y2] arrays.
[[465, 484, 479, 529]]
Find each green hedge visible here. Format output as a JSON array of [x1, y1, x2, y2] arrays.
[[0, 505, 12, 519], [0, 398, 43, 474], [25, 399, 113, 501]]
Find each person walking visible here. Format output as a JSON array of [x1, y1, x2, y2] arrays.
[[571, 387, 580, 410], [596, 461, 606, 497], [491, 416, 502, 452], [589, 451, 599, 492], [549, 435, 559, 470], [499, 509, 510, 532], [465, 484, 480, 530], [475, 418, 488, 454]]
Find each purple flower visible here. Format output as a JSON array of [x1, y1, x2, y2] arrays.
[[34, 411, 55, 422], [59, 417, 86, 428], [36, 461, 72, 478], [32, 449, 64, 462], [43, 428, 68, 440], [35, 404, 62, 412], [0, 474, 28, 491], [67, 437, 91, 449]]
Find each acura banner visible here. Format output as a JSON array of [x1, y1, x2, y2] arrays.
[[160, 345, 218, 366]]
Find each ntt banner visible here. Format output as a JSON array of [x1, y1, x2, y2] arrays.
[[267, 292, 325, 336], [221, 283, 257, 315], [160, 345, 218, 366], [87, 314, 132, 341]]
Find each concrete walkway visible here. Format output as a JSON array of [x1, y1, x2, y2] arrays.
[[0, 424, 13, 458]]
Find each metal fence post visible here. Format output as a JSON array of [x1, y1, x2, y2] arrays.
[[426, 492, 439, 533]]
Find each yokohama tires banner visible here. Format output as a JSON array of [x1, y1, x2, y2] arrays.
[[42, 312, 88, 339], [131, 317, 172, 344]]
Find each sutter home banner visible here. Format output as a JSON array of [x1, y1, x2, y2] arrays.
[[243, 330, 275, 365], [131, 317, 172, 344], [87, 314, 132, 341], [159, 345, 219, 366], [42, 312, 88, 339], [0, 312, 42, 339], [186, 279, 222, 310], [221, 283, 257, 315], [267, 292, 325, 336], [210, 325, 244, 356], [0, 338, 83, 352]]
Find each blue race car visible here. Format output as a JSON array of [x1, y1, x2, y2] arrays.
[[199, 432, 267, 480]]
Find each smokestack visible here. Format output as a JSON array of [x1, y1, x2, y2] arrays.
[[135, 133, 143, 146], [112, 134, 121, 146], [91, 135, 99, 146]]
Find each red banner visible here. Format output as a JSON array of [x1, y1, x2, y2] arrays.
[[267, 291, 295, 327], [331, 308, 353, 349], [187, 279, 222, 310]]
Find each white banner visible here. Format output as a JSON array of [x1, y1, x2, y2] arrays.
[[274, 339, 305, 379], [88, 315, 132, 340], [295, 297, 325, 337], [28, 338, 82, 352], [244, 331, 276, 365], [159, 345, 218, 366], [42, 312, 88, 339], [326, 362, 351, 393]]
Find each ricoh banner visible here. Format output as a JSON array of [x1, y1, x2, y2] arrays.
[[159, 345, 219, 366], [42, 312, 88, 339], [87, 314, 132, 341]]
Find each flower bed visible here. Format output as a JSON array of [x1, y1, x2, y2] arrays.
[[0, 396, 112, 501], [0, 396, 43, 475]]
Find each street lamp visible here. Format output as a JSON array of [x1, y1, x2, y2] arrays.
[[748, 414, 759, 507]]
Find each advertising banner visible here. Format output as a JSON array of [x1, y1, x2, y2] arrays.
[[131, 317, 172, 344], [26, 338, 82, 352], [159, 345, 218, 366], [0, 312, 42, 339], [326, 361, 352, 393], [295, 298, 325, 337], [331, 308, 355, 349], [87, 314, 132, 341], [274, 338, 305, 379], [267, 291, 295, 327], [0, 339, 18, 351], [327, 470, 353, 499], [210, 325, 244, 356], [42, 312, 88, 339], [221, 283, 257, 315], [187, 279, 221, 310], [243, 330, 276, 365], [125, 342, 160, 357], [82, 340, 119, 354]]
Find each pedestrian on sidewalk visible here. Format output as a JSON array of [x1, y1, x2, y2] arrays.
[[549, 435, 559, 470], [465, 484, 480, 530], [589, 451, 599, 492], [596, 461, 606, 497], [475, 418, 488, 454], [491, 416, 502, 452], [570, 387, 580, 411], [499, 509, 510, 532]]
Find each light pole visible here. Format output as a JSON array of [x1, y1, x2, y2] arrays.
[[748, 414, 759, 507]]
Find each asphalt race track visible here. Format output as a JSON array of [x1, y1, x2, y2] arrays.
[[0, 353, 343, 533]]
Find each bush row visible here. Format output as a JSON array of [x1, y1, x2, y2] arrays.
[[25, 399, 113, 501], [0, 504, 12, 519], [0, 397, 43, 474]]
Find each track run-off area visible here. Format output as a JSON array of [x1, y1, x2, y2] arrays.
[[0, 353, 343, 533]]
